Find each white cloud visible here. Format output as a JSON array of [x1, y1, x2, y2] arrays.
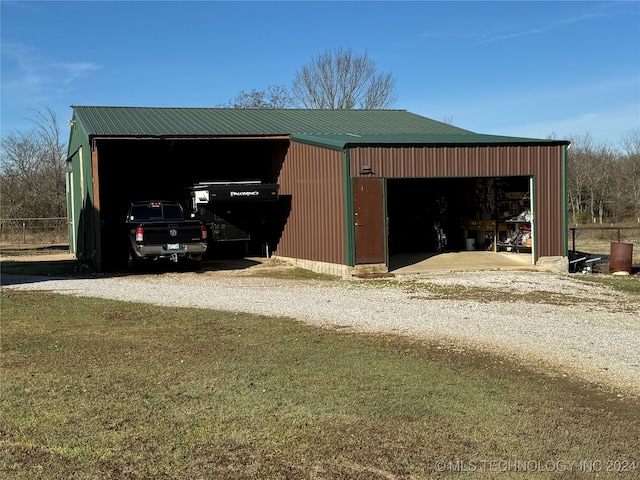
[[54, 61, 102, 86], [411, 71, 639, 144], [1, 41, 101, 104], [491, 107, 640, 147], [468, 1, 631, 47]]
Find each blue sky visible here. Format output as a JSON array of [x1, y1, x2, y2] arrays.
[[1, 0, 639, 147]]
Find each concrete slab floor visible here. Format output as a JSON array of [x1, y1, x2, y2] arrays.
[[389, 251, 538, 274]]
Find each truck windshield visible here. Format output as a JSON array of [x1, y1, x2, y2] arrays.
[[130, 203, 184, 221]]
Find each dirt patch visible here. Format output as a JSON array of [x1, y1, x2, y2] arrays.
[[0, 252, 75, 262], [0, 244, 71, 260]]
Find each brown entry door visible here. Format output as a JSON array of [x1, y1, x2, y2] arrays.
[[353, 177, 385, 264]]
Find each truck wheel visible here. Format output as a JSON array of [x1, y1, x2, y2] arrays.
[[191, 257, 204, 272], [127, 251, 139, 271], [180, 256, 202, 272]]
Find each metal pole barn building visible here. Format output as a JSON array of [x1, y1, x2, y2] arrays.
[[66, 107, 569, 274]]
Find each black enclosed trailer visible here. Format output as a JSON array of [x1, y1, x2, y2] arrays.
[[190, 181, 280, 255]]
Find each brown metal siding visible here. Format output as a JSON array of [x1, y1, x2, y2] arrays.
[[350, 145, 565, 259], [276, 141, 346, 264], [535, 151, 564, 257]]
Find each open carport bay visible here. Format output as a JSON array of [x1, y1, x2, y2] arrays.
[[93, 138, 290, 268]]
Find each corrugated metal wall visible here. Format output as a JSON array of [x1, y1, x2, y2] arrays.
[[350, 145, 565, 258], [276, 141, 346, 264]]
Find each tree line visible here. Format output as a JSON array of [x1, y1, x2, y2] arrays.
[[1, 48, 638, 226], [566, 130, 640, 225], [0, 108, 67, 220]]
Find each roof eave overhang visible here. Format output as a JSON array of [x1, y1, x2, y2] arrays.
[[346, 140, 573, 148], [290, 135, 347, 151], [89, 134, 291, 141], [291, 134, 571, 151]]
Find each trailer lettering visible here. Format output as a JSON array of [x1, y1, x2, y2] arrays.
[[230, 191, 260, 197]]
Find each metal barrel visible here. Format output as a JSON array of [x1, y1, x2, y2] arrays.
[[609, 242, 633, 275]]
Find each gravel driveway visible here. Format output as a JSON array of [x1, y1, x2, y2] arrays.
[[3, 261, 639, 397]]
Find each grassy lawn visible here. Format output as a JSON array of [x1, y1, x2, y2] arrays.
[[575, 275, 640, 295], [1, 290, 639, 479]]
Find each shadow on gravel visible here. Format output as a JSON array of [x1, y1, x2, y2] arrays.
[[1, 259, 88, 286], [0, 255, 265, 286], [200, 257, 262, 271]]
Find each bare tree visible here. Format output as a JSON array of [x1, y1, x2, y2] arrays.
[[590, 144, 615, 224], [292, 48, 397, 109], [566, 131, 640, 224], [220, 85, 294, 109], [566, 133, 594, 224], [0, 107, 67, 218], [620, 128, 640, 222], [567, 134, 614, 223]]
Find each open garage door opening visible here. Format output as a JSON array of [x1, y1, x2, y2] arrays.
[[386, 176, 533, 268], [94, 138, 291, 270]]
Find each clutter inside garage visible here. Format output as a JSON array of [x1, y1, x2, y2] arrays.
[[386, 176, 531, 256]]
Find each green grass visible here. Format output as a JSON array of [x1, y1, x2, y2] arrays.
[[1, 291, 639, 479], [361, 278, 640, 311], [576, 274, 640, 296], [243, 265, 338, 281]]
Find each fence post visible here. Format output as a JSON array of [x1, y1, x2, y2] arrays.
[[22, 222, 26, 243]]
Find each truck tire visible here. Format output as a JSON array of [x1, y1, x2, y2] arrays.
[[127, 251, 139, 272], [179, 256, 203, 272]]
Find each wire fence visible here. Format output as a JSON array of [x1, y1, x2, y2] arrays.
[[569, 226, 640, 267], [0, 217, 69, 246], [1, 218, 638, 268]]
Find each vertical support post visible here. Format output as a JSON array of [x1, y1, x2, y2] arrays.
[[561, 145, 569, 258], [91, 141, 102, 272], [342, 149, 355, 267]]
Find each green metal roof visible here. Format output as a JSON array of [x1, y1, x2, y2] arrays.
[[70, 106, 472, 137], [70, 106, 569, 147], [291, 133, 570, 150]]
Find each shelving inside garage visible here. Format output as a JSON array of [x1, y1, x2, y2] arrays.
[[386, 176, 533, 258]]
